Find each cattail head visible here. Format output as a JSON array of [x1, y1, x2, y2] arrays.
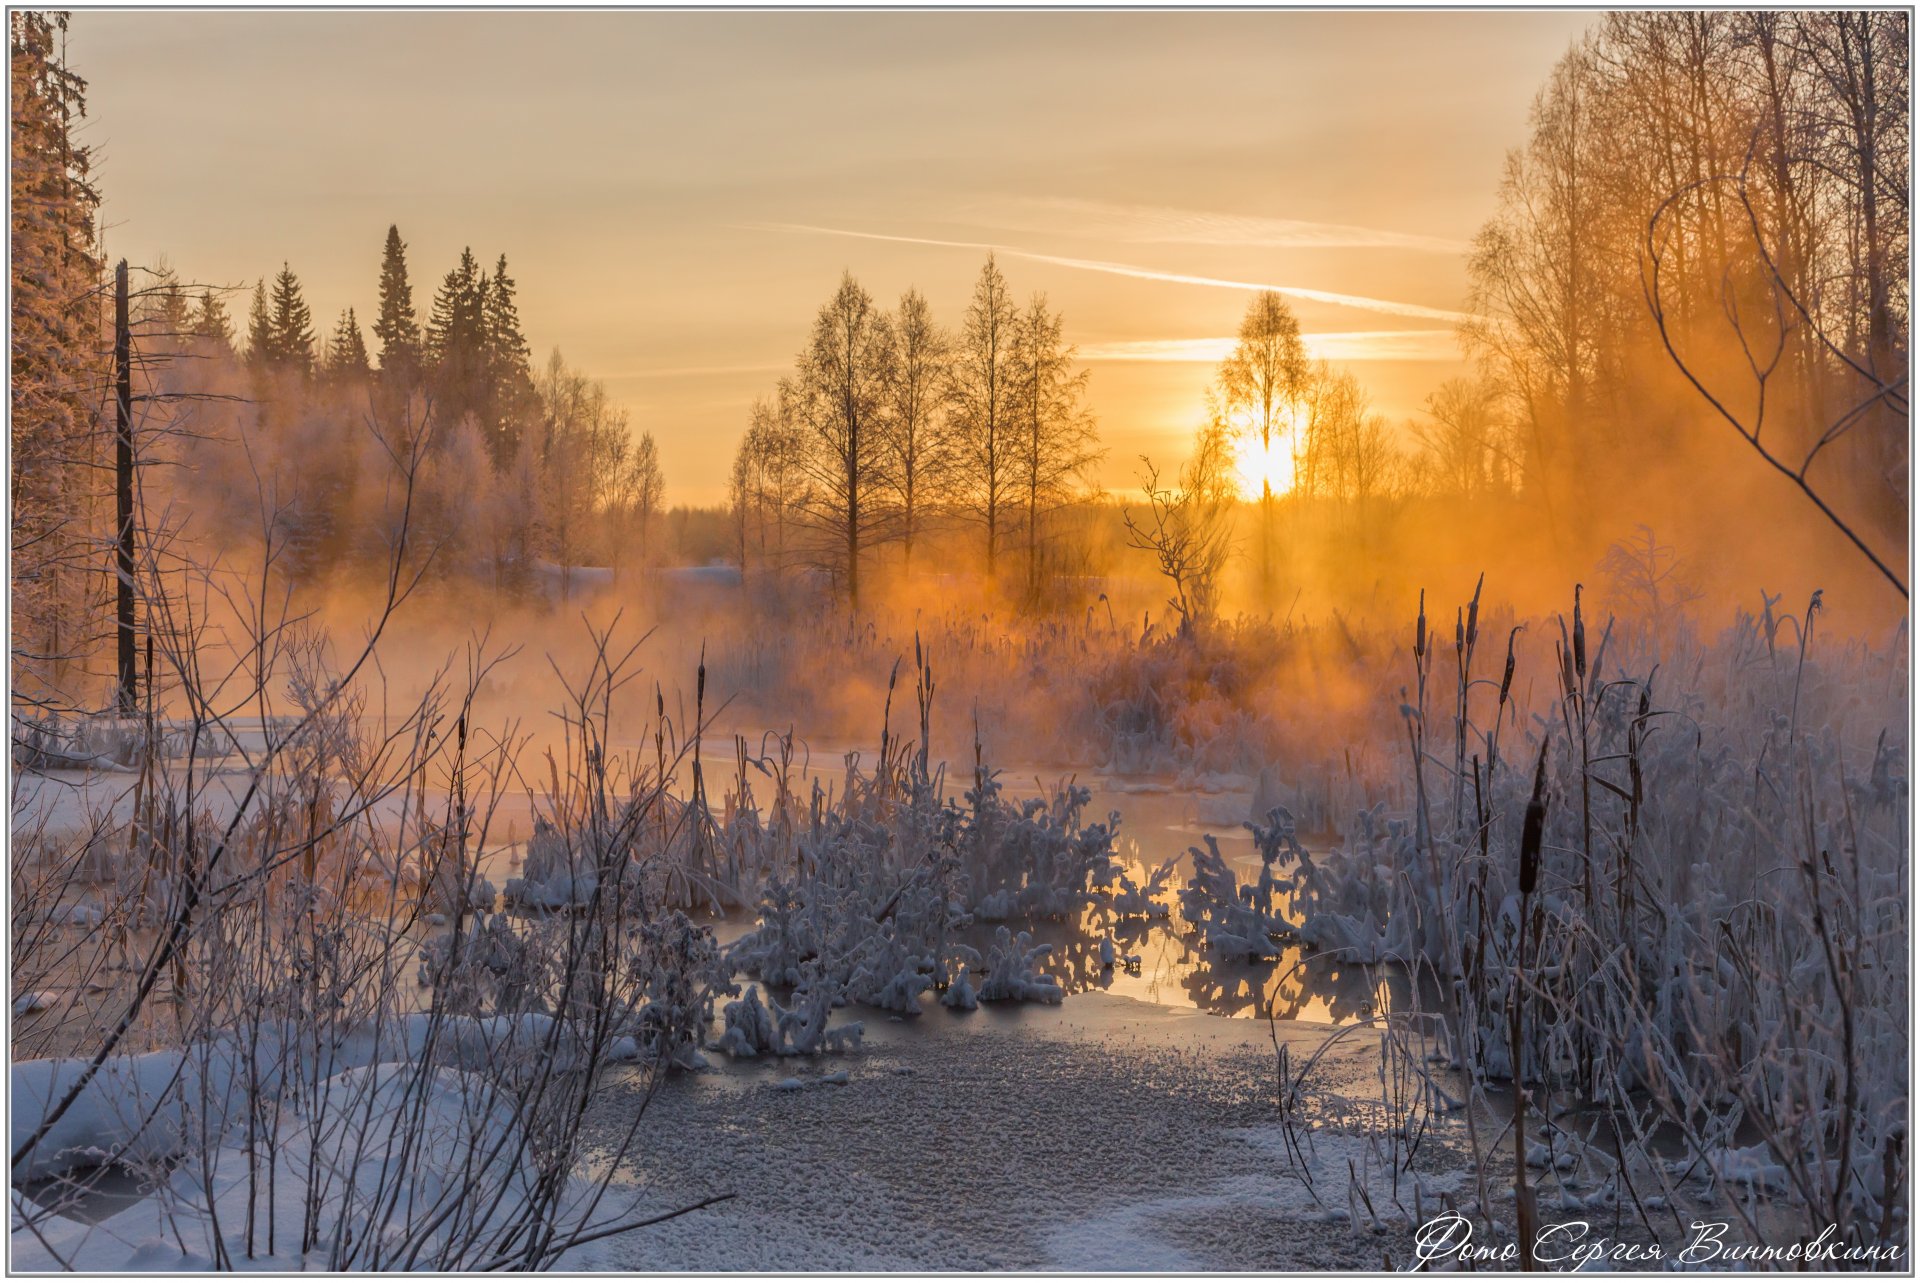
[[1467, 572, 1483, 649], [1415, 590, 1427, 662], [1572, 583, 1587, 680], [1521, 737, 1551, 897], [1500, 627, 1520, 705]]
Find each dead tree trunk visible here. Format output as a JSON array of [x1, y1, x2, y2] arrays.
[[114, 258, 137, 717]]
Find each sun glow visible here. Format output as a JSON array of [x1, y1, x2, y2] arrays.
[[1233, 433, 1296, 500]]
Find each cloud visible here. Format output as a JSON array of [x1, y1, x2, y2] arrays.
[[961, 197, 1471, 255], [603, 362, 788, 381], [1079, 330, 1462, 364], [744, 222, 1471, 323]]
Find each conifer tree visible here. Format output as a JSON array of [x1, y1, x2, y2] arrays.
[[10, 10, 103, 689], [425, 246, 486, 424], [327, 307, 371, 380], [245, 279, 272, 367], [373, 223, 419, 382], [257, 262, 315, 378], [191, 290, 233, 351], [482, 253, 534, 463]]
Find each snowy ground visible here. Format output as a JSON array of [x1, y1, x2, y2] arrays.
[[585, 992, 1469, 1271]]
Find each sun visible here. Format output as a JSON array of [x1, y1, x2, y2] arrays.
[[1233, 433, 1296, 500]]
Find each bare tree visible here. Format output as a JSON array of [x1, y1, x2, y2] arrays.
[[605, 427, 665, 587], [1217, 291, 1306, 599], [1122, 424, 1239, 638], [535, 348, 631, 599], [1008, 293, 1099, 599], [878, 288, 951, 575], [732, 395, 805, 581], [1412, 376, 1517, 498], [787, 272, 892, 609], [1646, 146, 1909, 599], [948, 255, 1019, 584]]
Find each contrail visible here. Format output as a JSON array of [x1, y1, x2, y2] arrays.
[[603, 362, 788, 381], [966, 197, 1473, 255], [743, 222, 1471, 324], [1079, 330, 1462, 363]]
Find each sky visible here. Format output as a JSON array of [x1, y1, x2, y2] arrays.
[[68, 9, 1593, 505]]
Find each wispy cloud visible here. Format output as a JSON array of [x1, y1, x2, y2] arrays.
[[745, 223, 1471, 323], [962, 197, 1471, 255], [1080, 330, 1462, 364], [603, 362, 788, 381]]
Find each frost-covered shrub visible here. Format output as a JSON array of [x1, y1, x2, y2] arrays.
[[722, 692, 1118, 1012], [1177, 819, 1298, 961], [974, 926, 1064, 1004], [713, 981, 863, 1058], [1232, 586, 1910, 1256], [960, 769, 1120, 920]]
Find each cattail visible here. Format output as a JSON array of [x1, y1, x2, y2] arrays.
[[1415, 589, 1427, 662], [1572, 583, 1586, 681], [1455, 607, 1464, 658], [1500, 628, 1519, 706], [1557, 640, 1576, 700], [1466, 572, 1483, 650], [1521, 737, 1550, 897]]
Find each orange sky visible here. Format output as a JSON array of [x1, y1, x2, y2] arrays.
[[69, 9, 1592, 504]]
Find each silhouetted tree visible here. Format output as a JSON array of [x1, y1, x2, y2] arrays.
[[190, 290, 233, 351], [949, 255, 1019, 582], [788, 272, 891, 608], [373, 223, 420, 385], [1217, 291, 1306, 599], [426, 246, 486, 428], [326, 307, 371, 382], [879, 287, 951, 574], [1008, 293, 1098, 596], [249, 262, 315, 378], [482, 253, 534, 464]]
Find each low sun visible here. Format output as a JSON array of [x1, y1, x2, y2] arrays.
[[1233, 434, 1296, 500]]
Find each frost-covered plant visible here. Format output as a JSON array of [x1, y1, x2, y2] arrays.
[[973, 926, 1064, 1004], [961, 767, 1120, 920], [12, 585, 740, 1268], [1177, 820, 1297, 961], [713, 980, 864, 1058], [1265, 581, 1909, 1257]]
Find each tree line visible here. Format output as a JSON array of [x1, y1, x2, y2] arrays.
[[1465, 10, 1908, 593], [123, 227, 670, 603], [728, 256, 1100, 609]]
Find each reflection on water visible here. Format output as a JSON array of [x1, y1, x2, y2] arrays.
[[464, 749, 1399, 1025], [959, 882, 1403, 1025]]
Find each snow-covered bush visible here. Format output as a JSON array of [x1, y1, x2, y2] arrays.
[[1177, 824, 1296, 961], [974, 926, 1065, 1004], [712, 981, 864, 1058]]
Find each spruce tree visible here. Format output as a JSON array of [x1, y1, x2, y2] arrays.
[[192, 290, 233, 351], [266, 262, 315, 377], [482, 253, 534, 463], [373, 223, 419, 382], [10, 10, 103, 687], [425, 247, 486, 426], [245, 279, 272, 367], [327, 307, 371, 380]]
